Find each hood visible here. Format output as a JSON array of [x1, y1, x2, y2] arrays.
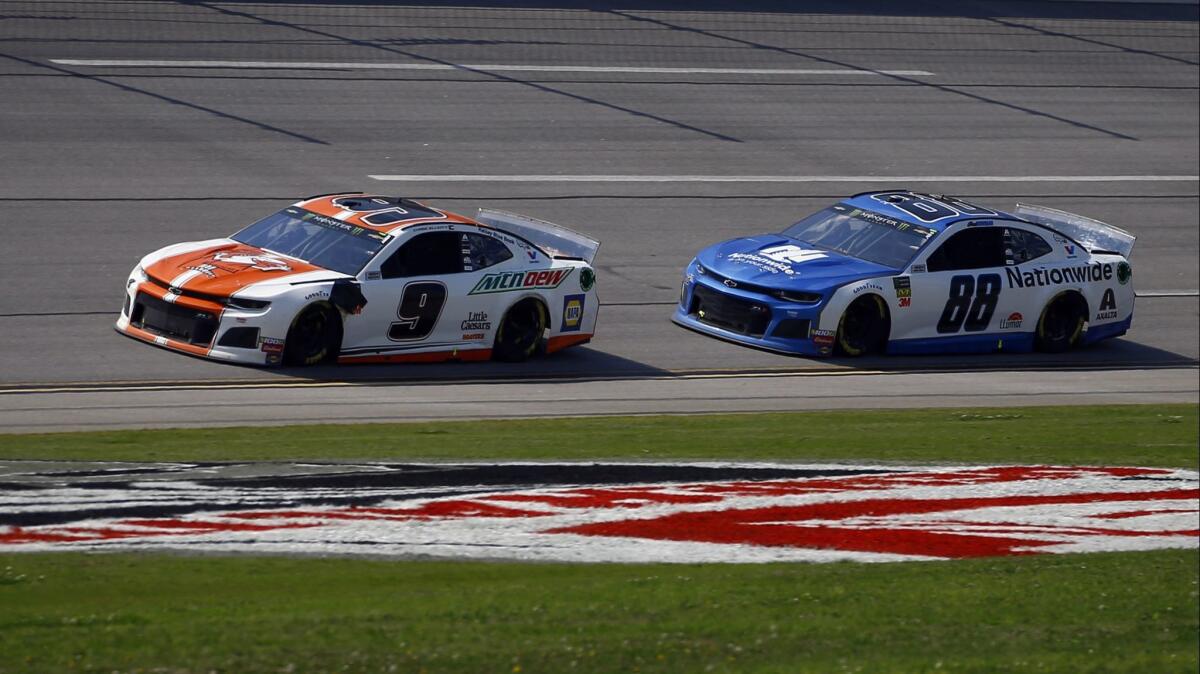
[[698, 235, 895, 291], [143, 241, 339, 297]]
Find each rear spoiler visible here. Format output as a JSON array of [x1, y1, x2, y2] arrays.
[[475, 209, 601, 264], [1014, 204, 1136, 258]]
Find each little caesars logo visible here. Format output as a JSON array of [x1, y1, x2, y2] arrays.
[[461, 311, 491, 331], [470, 269, 572, 295]]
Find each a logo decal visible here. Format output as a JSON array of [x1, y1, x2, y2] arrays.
[[579, 267, 596, 292], [561, 294, 585, 332], [212, 251, 292, 272], [1097, 288, 1119, 320], [1117, 261, 1132, 285], [999, 312, 1023, 329], [469, 269, 572, 294], [760, 245, 828, 266]]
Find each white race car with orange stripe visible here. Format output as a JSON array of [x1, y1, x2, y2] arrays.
[[116, 193, 601, 366]]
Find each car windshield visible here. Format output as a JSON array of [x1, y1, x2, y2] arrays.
[[231, 206, 390, 276], [780, 203, 937, 269]]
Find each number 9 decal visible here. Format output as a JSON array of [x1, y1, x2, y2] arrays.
[[388, 281, 447, 341]]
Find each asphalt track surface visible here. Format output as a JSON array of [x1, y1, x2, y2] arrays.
[[0, 1, 1196, 432]]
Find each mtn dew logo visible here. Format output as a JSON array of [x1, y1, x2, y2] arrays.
[[470, 268, 573, 294]]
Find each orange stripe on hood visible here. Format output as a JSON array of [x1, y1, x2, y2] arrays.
[[144, 242, 324, 298]]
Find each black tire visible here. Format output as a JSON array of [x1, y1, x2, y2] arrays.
[[493, 300, 546, 362], [1035, 293, 1086, 353], [836, 295, 889, 357], [283, 304, 341, 366]]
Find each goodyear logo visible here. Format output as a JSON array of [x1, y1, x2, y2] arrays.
[[470, 269, 573, 295], [562, 294, 585, 332]]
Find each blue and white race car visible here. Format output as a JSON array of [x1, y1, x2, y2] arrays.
[[673, 190, 1135, 357]]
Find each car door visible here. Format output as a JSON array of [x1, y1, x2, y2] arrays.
[[901, 223, 1026, 343], [343, 229, 465, 354], [345, 227, 518, 355]]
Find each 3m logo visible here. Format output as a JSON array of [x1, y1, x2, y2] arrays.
[[469, 269, 572, 294], [3, 464, 1194, 563]]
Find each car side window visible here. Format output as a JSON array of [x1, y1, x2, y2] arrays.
[[1005, 227, 1053, 264], [463, 233, 513, 272], [924, 227, 1006, 272], [380, 232, 464, 279]]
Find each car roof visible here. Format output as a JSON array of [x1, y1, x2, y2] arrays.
[[295, 192, 479, 234], [843, 190, 1022, 233]]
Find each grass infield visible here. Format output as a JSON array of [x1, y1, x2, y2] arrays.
[[0, 403, 1196, 467], [0, 403, 1197, 673]]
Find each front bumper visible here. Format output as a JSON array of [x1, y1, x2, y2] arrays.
[[671, 263, 832, 357], [115, 276, 282, 366]]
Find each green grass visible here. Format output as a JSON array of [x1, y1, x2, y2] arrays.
[[0, 550, 1196, 673], [0, 403, 1195, 467], [0, 403, 1196, 672]]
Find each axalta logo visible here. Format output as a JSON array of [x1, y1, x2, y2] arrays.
[[469, 269, 572, 294]]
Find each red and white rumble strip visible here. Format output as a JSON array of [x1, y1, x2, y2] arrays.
[[1, 463, 1196, 563]]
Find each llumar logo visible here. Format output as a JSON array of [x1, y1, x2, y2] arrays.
[[470, 269, 572, 294]]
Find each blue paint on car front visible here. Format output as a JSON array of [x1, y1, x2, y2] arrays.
[[672, 235, 899, 356]]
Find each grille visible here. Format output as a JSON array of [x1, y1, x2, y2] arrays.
[[771, 319, 812, 339], [146, 274, 228, 306], [217, 327, 260, 349], [701, 268, 777, 297], [130, 293, 219, 346], [689, 284, 771, 337]]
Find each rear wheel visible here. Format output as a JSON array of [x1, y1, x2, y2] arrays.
[[836, 295, 889, 357], [1035, 293, 1086, 353], [493, 299, 546, 362], [283, 304, 341, 366]]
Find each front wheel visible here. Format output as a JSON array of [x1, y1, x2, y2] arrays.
[[836, 295, 889, 357], [493, 300, 546, 362], [283, 304, 341, 366], [1035, 293, 1086, 353]]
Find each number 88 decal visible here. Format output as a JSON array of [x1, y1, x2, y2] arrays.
[[389, 281, 447, 341], [937, 274, 1001, 334]]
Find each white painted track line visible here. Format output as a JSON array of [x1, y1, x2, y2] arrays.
[[49, 59, 934, 76], [368, 175, 1200, 182]]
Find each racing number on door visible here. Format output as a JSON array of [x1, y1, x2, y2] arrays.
[[937, 274, 1001, 333], [388, 282, 446, 341]]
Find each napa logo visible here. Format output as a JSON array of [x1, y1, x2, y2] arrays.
[[469, 269, 572, 294], [561, 294, 585, 332]]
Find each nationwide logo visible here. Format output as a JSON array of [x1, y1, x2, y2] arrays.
[[999, 312, 1023, 329], [1005, 263, 1112, 289], [469, 269, 573, 294], [2, 463, 1194, 563]]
